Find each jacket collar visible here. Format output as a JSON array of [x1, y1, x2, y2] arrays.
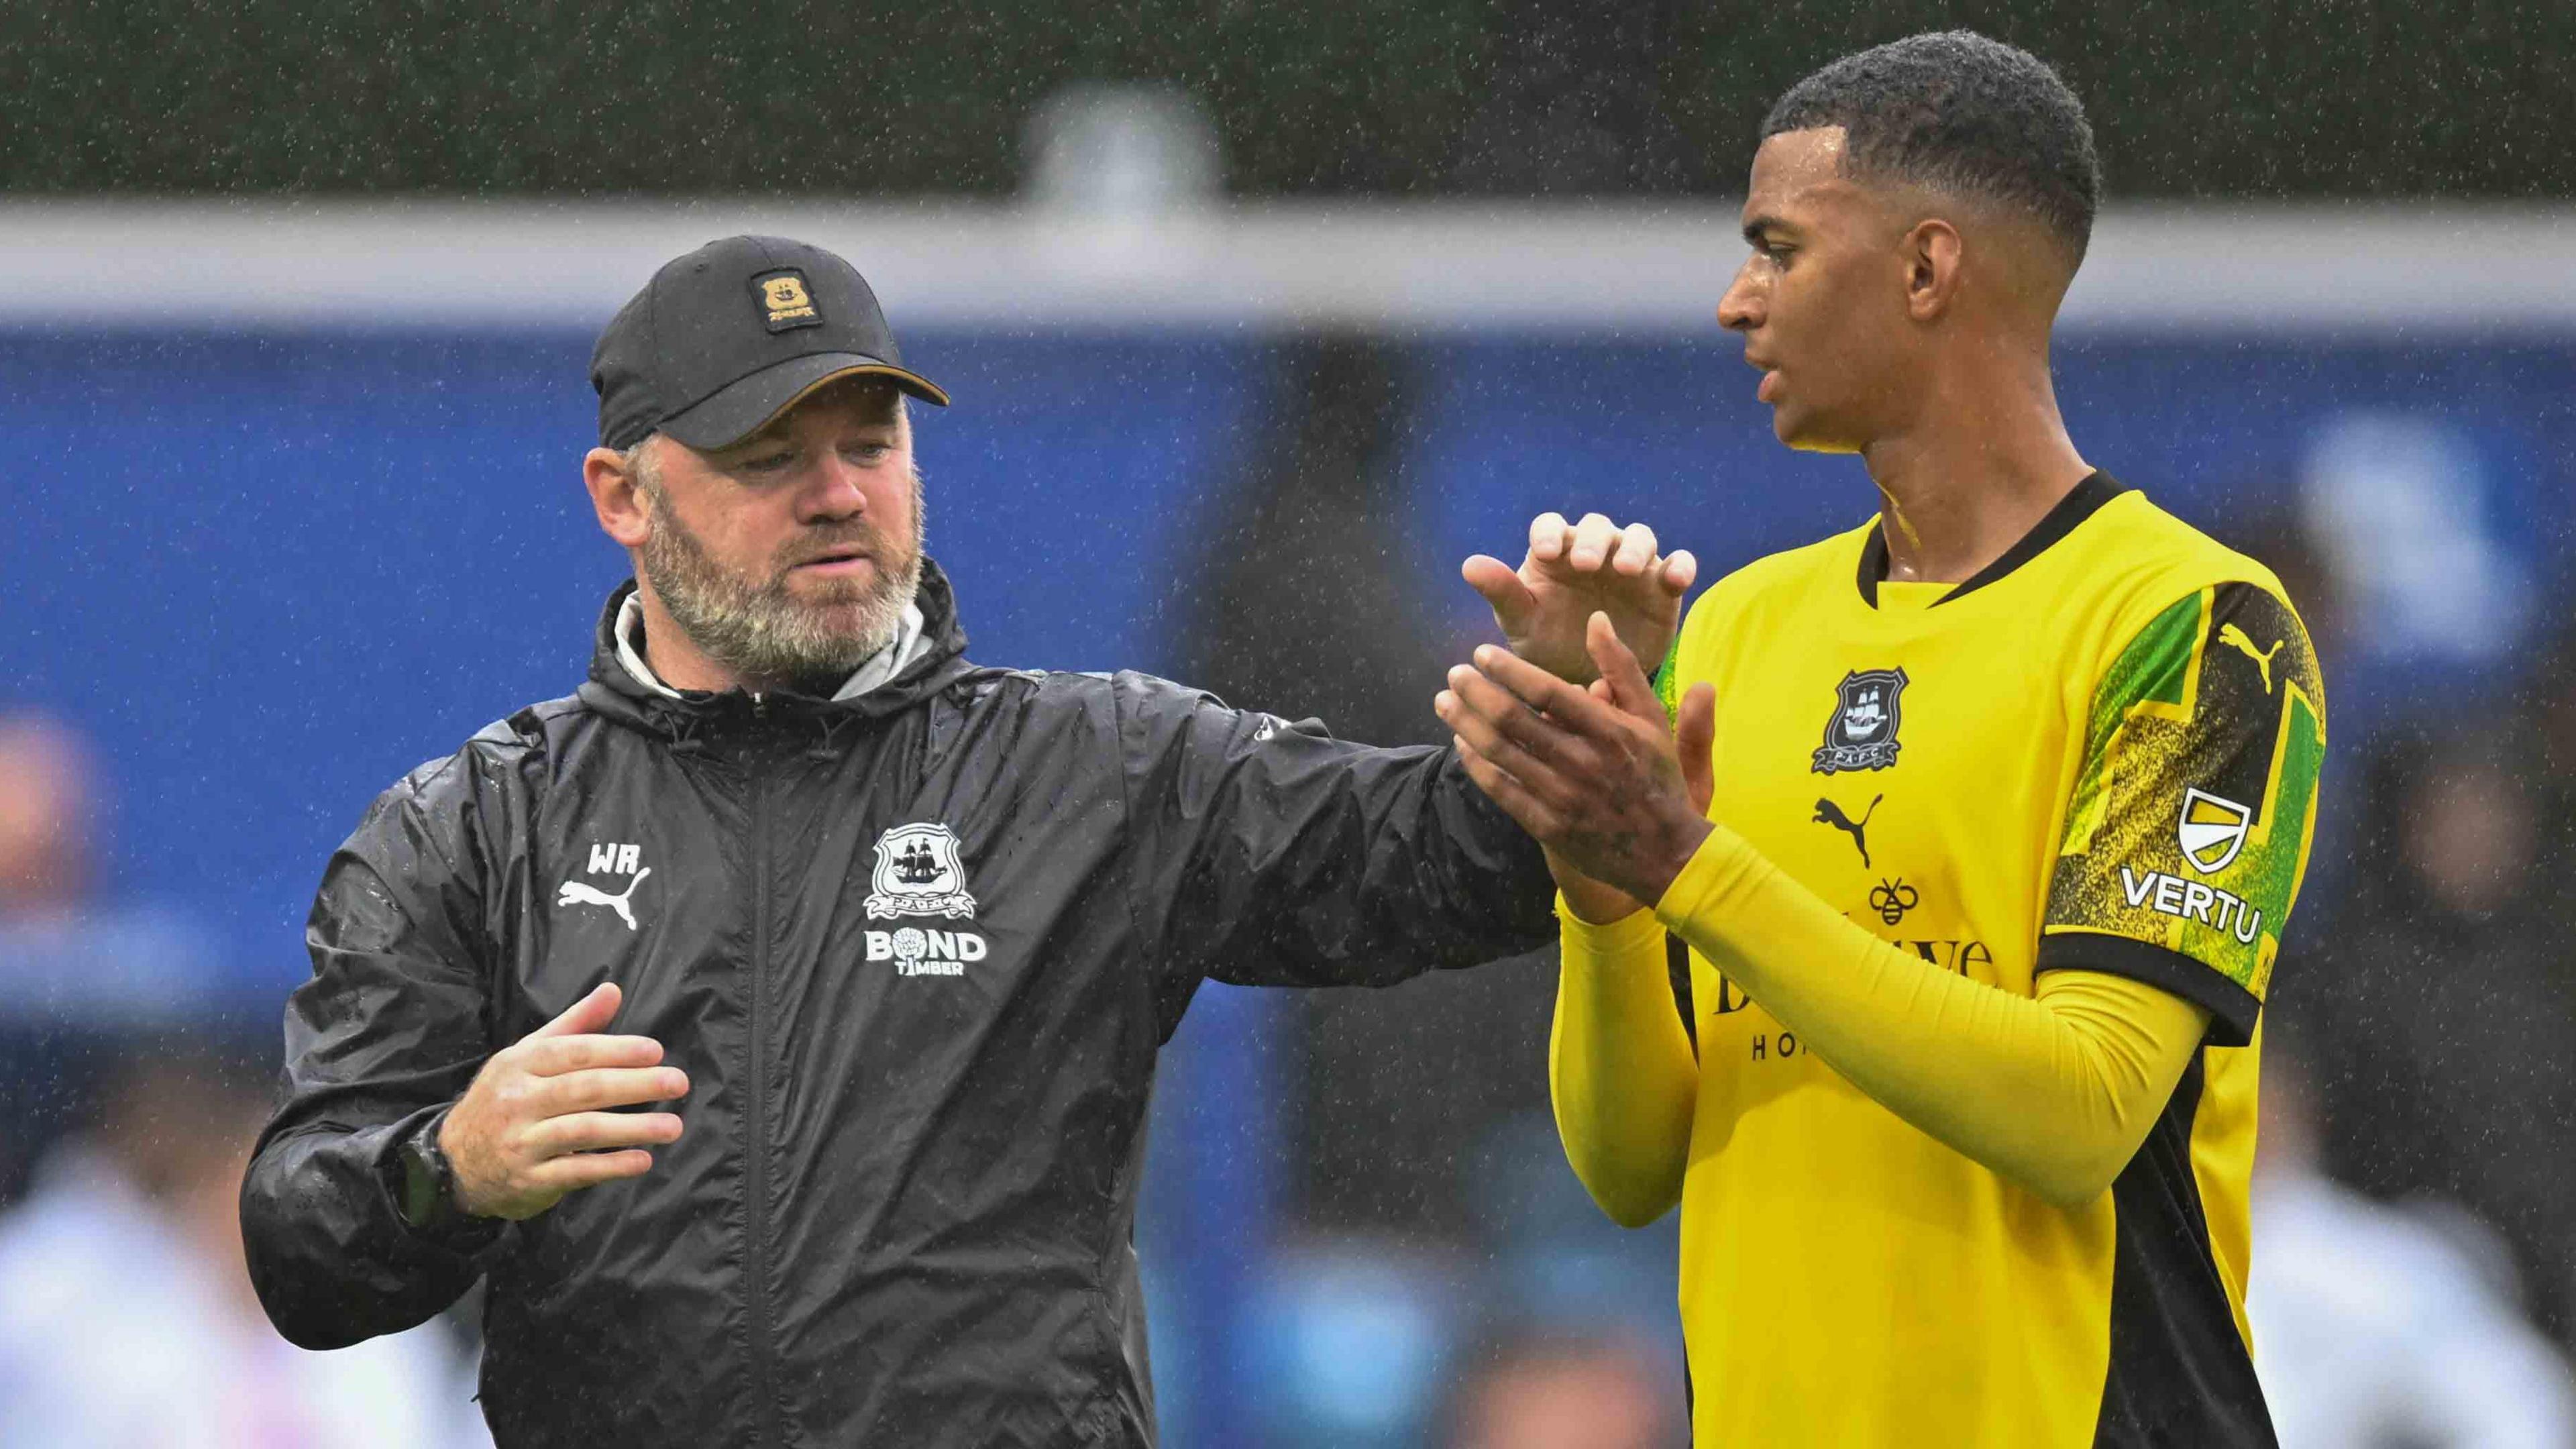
[[578, 557, 974, 739]]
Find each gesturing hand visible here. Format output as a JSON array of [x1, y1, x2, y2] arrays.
[[1464, 513, 1696, 686], [439, 981, 688, 1221], [1436, 612, 1719, 909]]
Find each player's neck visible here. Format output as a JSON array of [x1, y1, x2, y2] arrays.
[[1862, 357, 2090, 586]]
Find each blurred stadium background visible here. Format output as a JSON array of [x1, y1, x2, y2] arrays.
[[6, 4, 2576, 1445]]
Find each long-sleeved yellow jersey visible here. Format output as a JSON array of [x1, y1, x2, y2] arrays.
[[1559, 474, 2326, 1446]]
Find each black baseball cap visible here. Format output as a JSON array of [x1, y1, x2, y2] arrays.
[[591, 235, 949, 452]]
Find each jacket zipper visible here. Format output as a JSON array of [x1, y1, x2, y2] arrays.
[[746, 691, 779, 1445]]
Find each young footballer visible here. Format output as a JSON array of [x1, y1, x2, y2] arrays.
[[1443, 32, 2324, 1446]]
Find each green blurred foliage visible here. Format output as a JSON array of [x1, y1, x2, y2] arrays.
[[2, 0, 2565, 197]]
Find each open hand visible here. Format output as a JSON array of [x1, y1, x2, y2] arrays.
[[439, 981, 688, 1221], [1464, 513, 1695, 686], [1436, 612, 1717, 909]]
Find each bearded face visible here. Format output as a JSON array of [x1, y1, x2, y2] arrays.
[[637, 468, 926, 692]]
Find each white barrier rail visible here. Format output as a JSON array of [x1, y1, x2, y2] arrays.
[[5, 199, 2570, 334]]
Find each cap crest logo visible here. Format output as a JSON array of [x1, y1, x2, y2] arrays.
[[753, 270, 822, 332]]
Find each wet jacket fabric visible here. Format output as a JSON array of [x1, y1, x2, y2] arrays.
[[240, 563, 1553, 1447]]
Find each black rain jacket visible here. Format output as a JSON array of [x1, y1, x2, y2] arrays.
[[240, 562, 1554, 1446]]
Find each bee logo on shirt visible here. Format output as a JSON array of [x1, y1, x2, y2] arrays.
[[1868, 877, 1919, 925], [1813, 668, 1909, 774]]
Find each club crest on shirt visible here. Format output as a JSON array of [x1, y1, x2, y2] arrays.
[[863, 822, 978, 920], [1812, 668, 1909, 774]]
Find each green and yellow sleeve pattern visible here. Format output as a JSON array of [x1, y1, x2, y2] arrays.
[[2041, 582, 2326, 1043]]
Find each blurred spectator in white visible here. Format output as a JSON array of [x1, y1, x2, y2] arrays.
[[2251, 1044, 2575, 1448], [1437, 1331, 1682, 1449], [0, 1034, 487, 1448], [2301, 722, 2576, 1342], [0, 710, 224, 1204]]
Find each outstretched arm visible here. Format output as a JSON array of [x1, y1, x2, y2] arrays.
[[1123, 514, 1695, 1020], [1118, 678, 1556, 1021]]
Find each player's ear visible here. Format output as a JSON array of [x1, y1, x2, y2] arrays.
[[584, 443, 654, 550], [1903, 217, 1965, 322]]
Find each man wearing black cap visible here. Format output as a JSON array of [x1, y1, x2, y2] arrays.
[[239, 235, 1695, 1446]]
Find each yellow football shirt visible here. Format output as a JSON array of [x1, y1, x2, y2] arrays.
[[1636, 473, 2326, 1444]]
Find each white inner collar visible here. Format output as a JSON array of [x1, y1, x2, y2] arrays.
[[614, 590, 927, 702]]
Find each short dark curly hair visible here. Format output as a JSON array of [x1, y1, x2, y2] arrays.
[[1763, 31, 2100, 264]]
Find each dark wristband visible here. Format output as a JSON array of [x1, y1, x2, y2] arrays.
[[394, 1104, 468, 1229]]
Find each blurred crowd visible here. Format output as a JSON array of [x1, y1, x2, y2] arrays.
[[5, 367, 2575, 1445], [0, 714, 489, 1447]]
